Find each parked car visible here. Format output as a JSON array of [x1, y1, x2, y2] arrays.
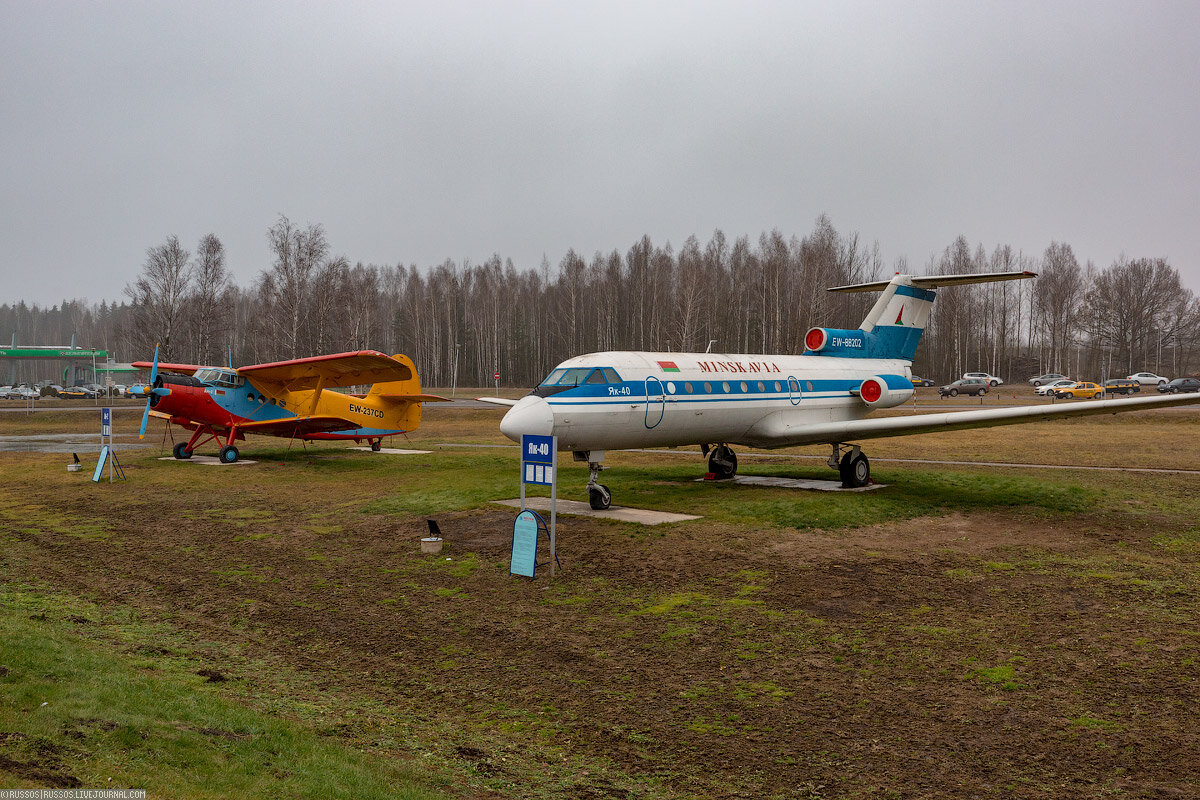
[[127, 383, 150, 397], [940, 378, 989, 397], [911, 376, 936, 387], [1102, 379, 1140, 395], [5, 386, 39, 400], [1035, 379, 1076, 396], [1158, 377, 1200, 394], [1127, 372, 1169, 387], [111, 384, 129, 397], [963, 372, 1003, 386], [57, 386, 91, 399], [1055, 381, 1104, 399], [1028, 373, 1068, 386]]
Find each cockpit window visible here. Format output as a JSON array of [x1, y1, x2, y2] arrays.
[[194, 368, 244, 388], [532, 366, 620, 397]]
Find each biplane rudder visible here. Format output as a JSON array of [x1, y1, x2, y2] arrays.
[[367, 353, 425, 430]]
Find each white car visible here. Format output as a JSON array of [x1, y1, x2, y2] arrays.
[[962, 371, 1004, 387], [1035, 379, 1076, 396], [1127, 372, 1169, 387]]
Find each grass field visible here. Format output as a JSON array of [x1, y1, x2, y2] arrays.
[[2, 400, 1199, 797]]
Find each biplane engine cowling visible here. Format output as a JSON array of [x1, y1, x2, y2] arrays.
[[857, 376, 913, 409]]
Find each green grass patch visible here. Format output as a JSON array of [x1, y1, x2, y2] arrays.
[[0, 588, 446, 798]]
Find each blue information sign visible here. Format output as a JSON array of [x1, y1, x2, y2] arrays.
[[510, 510, 541, 577], [100, 407, 112, 437], [522, 433, 555, 485]]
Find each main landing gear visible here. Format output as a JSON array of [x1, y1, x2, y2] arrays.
[[829, 443, 871, 488], [171, 425, 242, 463], [705, 443, 738, 480], [575, 450, 611, 510]]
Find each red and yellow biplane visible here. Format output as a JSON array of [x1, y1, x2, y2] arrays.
[[132, 349, 446, 462]]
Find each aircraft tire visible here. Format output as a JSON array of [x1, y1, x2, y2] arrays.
[[708, 445, 738, 479], [588, 484, 612, 511], [840, 452, 870, 488], [172, 442, 192, 460], [219, 445, 239, 464], [371, 441, 382, 452]]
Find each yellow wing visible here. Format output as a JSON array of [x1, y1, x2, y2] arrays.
[[238, 351, 413, 391]]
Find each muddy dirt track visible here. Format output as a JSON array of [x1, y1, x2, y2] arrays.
[[3, 451, 1199, 798]]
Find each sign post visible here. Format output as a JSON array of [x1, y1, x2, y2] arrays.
[[93, 407, 126, 483], [494, 370, 501, 394], [518, 433, 557, 576]]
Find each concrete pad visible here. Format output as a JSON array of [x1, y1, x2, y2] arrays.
[[493, 497, 700, 525], [695, 474, 885, 492], [158, 455, 258, 466], [350, 447, 433, 455]]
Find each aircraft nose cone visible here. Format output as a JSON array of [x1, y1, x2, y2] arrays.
[[499, 395, 554, 442]]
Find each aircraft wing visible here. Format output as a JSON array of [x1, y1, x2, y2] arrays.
[[235, 416, 360, 435], [743, 393, 1200, 448], [130, 360, 203, 376], [476, 397, 519, 407], [238, 351, 412, 391]]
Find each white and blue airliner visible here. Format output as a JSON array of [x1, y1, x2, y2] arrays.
[[484, 271, 1200, 509]]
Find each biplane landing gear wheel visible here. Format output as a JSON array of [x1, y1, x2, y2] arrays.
[[218, 445, 240, 464], [839, 451, 870, 488], [588, 484, 611, 511], [370, 440, 382, 452], [707, 444, 738, 480], [172, 442, 193, 460]]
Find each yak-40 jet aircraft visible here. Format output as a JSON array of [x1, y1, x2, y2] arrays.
[[133, 349, 445, 462], [484, 271, 1200, 510]]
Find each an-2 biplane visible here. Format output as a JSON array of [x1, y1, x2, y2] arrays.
[[132, 349, 446, 462]]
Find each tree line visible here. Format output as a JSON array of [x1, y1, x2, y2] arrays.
[[3, 214, 1197, 388]]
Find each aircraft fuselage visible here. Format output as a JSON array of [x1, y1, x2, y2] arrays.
[[499, 350, 914, 452]]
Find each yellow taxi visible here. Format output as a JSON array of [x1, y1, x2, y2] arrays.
[[1053, 381, 1103, 399]]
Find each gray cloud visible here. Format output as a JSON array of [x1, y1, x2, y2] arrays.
[[3, 0, 1198, 305]]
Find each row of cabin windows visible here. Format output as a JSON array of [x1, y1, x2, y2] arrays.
[[670, 379, 805, 394], [538, 367, 812, 395]]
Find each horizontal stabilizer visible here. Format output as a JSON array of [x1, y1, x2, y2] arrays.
[[828, 271, 1036, 294], [373, 393, 451, 403]]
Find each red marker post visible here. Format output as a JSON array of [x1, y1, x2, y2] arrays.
[[494, 370, 500, 393]]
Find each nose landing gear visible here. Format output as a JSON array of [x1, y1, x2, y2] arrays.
[[576, 450, 611, 510]]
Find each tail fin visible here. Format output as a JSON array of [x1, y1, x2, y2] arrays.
[[367, 354, 440, 430], [804, 271, 1036, 361]]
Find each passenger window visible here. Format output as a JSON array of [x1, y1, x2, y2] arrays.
[[684, 382, 694, 394], [739, 381, 748, 392], [773, 381, 782, 392], [703, 382, 712, 393], [756, 381, 765, 392], [722, 382, 731, 393]]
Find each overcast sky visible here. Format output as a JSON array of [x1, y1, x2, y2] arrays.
[[3, 0, 1198, 307]]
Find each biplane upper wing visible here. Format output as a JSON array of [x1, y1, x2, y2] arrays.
[[130, 360, 203, 376], [237, 351, 413, 391]]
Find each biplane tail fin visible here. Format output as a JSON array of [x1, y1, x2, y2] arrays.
[[367, 354, 450, 429]]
